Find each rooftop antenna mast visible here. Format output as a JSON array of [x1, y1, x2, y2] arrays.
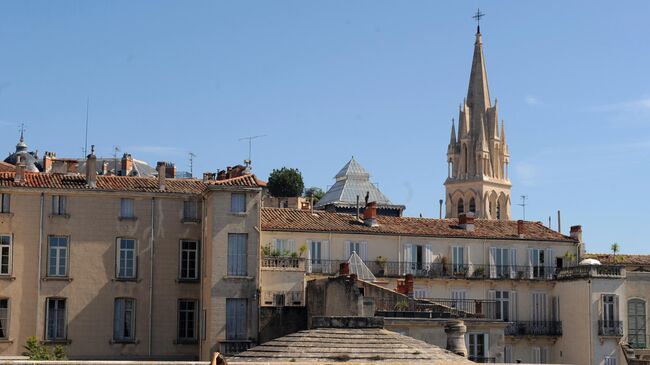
[[517, 195, 528, 220], [188, 152, 196, 177], [113, 146, 121, 174], [83, 97, 90, 157], [238, 134, 267, 167]]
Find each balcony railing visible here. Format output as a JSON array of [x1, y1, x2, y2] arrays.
[[261, 256, 305, 270], [627, 335, 650, 349], [469, 356, 496, 363], [371, 297, 498, 320], [599, 320, 624, 337], [261, 290, 304, 307], [219, 339, 254, 355], [505, 321, 562, 336], [306, 259, 624, 280]]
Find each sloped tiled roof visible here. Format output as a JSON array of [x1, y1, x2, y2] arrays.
[[261, 208, 576, 242], [315, 158, 399, 209], [584, 253, 650, 265], [0, 171, 265, 194], [0, 162, 15, 172]]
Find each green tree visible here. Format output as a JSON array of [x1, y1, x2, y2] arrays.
[[611, 243, 620, 263], [22, 336, 66, 360], [303, 186, 325, 202], [267, 167, 304, 197]]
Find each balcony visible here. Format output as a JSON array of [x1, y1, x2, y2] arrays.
[[505, 321, 562, 337], [556, 265, 624, 279], [599, 320, 624, 337], [372, 297, 498, 320], [219, 339, 254, 355], [261, 290, 304, 307], [261, 256, 305, 271]]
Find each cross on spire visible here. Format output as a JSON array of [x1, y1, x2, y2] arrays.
[[18, 123, 26, 142], [472, 8, 485, 33]]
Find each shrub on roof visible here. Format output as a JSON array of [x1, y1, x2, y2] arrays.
[[267, 167, 304, 197]]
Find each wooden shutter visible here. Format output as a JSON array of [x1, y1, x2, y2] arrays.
[[424, 244, 433, 268], [509, 248, 517, 279], [344, 241, 351, 260], [360, 241, 368, 261], [489, 247, 497, 278], [322, 240, 330, 273], [531, 347, 541, 364], [527, 249, 534, 279], [288, 239, 296, 254], [306, 240, 312, 273], [510, 291, 518, 321], [403, 244, 412, 274]]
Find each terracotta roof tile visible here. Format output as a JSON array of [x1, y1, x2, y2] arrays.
[[0, 171, 265, 194], [584, 253, 650, 265], [0, 162, 15, 171], [261, 208, 576, 242]]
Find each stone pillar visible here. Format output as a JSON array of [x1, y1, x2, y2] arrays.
[[444, 320, 467, 357]]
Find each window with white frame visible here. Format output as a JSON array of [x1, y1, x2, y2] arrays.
[[178, 299, 198, 342], [495, 291, 510, 321], [602, 294, 619, 327], [273, 239, 295, 255], [0, 194, 9, 213], [452, 246, 465, 273], [120, 198, 135, 218], [51, 195, 66, 216], [183, 200, 198, 221], [230, 193, 246, 214], [529, 248, 545, 278], [179, 240, 199, 280], [0, 299, 8, 339], [467, 333, 488, 362], [113, 298, 135, 342], [0, 235, 11, 276], [490, 247, 514, 278], [116, 238, 137, 279], [345, 241, 367, 261], [47, 236, 69, 277], [227, 234, 247, 276], [531, 346, 549, 364], [226, 298, 247, 340], [45, 298, 66, 341]]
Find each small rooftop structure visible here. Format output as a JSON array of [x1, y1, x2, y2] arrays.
[[315, 158, 405, 217], [580, 258, 602, 266], [3, 132, 42, 172], [231, 316, 471, 363], [348, 251, 376, 282]]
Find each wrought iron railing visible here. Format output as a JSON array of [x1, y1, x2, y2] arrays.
[[371, 297, 498, 320], [599, 320, 624, 336], [261, 290, 304, 307], [219, 339, 254, 355], [261, 256, 305, 270], [505, 321, 562, 336], [469, 356, 496, 363]]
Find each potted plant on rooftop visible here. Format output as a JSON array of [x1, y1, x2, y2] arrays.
[[375, 256, 388, 276]]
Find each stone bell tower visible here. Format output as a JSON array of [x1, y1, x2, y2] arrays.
[[444, 25, 511, 220]]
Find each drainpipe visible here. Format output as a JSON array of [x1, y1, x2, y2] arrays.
[[36, 192, 44, 335], [149, 197, 155, 357], [199, 194, 206, 359]]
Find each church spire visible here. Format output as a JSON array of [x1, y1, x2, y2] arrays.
[[466, 24, 491, 112], [449, 119, 456, 145]]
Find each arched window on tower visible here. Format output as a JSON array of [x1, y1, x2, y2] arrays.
[[496, 202, 501, 220], [457, 198, 464, 216], [469, 198, 476, 213]]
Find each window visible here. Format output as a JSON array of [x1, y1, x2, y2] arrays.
[[605, 356, 617, 365], [120, 198, 134, 219], [307, 240, 330, 274], [532, 292, 547, 322], [0, 194, 9, 213], [310, 241, 322, 264], [457, 198, 464, 215], [116, 238, 137, 279], [226, 298, 247, 340], [47, 236, 69, 277], [51, 195, 66, 216], [528, 248, 546, 278], [0, 299, 8, 339], [628, 299, 646, 349], [345, 241, 367, 261], [469, 198, 476, 213], [490, 247, 515, 279], [504, 345, 513, 363], [452, 246, 465, 273], [230, 193, 246, 214], [183, 200, 198, 221], [495, 291, 510, 321], [227, 234, 247, 276], [45, 298, 66, 341], [0, 235, 11, 275], [496, 202, 501, 219], [468, 333, 488, 362], [178, 299, 198, 342], [273, 239, 295, 255], [532, 346, 549, 364], [113, 298, 135, 342], [179, 240, 199, 280]]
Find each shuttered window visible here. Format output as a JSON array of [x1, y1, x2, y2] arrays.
[[227, 234, 247, 276], [46, 298, 66, 340], [230, 193, 246, 214], [113, 298, 135, 342], [51, 195, 66, 215], [120, 198, 134, 218], [226, 298, 247, 340]]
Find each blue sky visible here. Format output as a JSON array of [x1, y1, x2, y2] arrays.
[[1, 1, 649, 254]]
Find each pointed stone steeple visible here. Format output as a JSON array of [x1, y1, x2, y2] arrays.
[[466, 29, 491, 113], [449, 119, 457, 145], [444, 25, 511, 221]]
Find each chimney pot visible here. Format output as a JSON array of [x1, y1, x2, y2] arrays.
[[14, 155, 25, 183], [157, 162, 166, 190], [517, 220, 525, 238], [339, 262, 350, 276], [86, 145, 97, 188], [404, 273, 414, 298], [570, 225, 583, 243], [363, 201, 378, 227], [458, 212, 475, 231]]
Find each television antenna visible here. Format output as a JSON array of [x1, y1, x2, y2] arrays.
[[83, 97, 90, 157], [113, 146, 121, 174], [517, 195, 528, 220], [238, 134, 267, 166], [188, 152, 196, 177]]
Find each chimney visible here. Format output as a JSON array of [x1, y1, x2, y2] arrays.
[[404, 274, 414, 298], [121, 153, 133, 176], [14, 155, 25, 184], [363, 201, 378, 227], [101, 161, 109, 175], [517, 220, 525, 238], [202, 172, 216, 183], [86, 145, 97, 188], [156, 161, 166, 191], [458, 212, 475, 231], [570, 225, 583, 243], [165, 162, 176, 178], [43, 151, 55, 173]]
